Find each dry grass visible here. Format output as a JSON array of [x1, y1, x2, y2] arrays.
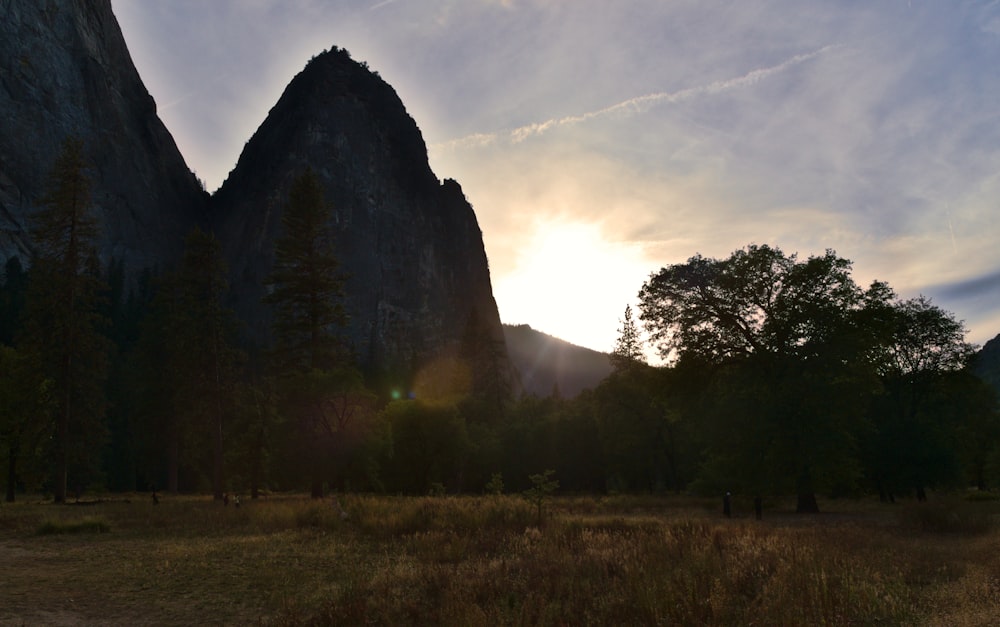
[[1, 493, 999, 625]]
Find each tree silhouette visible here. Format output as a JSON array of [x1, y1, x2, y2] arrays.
[[20, 138, 109, 502], [264, 169, 347, 372], [264, 169, 364, 498], [639, 245, 877, 512], [611, 304, 644, 372]]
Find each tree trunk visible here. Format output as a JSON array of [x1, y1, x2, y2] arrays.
[[796, 493, 819, 513], [167, 429, 179, 493], [310, 475, 324, 499], [5, 442, 17, 503], [54, 400, 69, 503], [212, 414, 223, 501]]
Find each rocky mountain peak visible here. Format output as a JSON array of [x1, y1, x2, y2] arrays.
[[0, 0, 206, 270], [3, 2, 513, 392], [211, 47, 511, 382]]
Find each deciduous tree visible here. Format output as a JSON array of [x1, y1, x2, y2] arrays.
[[639, 245, 876, 512]]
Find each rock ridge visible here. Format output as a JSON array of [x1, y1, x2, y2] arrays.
[[0, 0, 206, 271]]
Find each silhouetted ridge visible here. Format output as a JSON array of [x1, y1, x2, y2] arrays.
[[210, 47, 513, 385], [974, 333, 1000, 396], [215, 47, 437, 205], [503, 324, 613, 398]]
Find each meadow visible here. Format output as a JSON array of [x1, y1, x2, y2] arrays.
[[2, 492, 1000, 625]]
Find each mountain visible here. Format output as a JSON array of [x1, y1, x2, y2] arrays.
[[973, 333, 1000, 395], [503, 324, 613, 398], [1, 1, 513, 389], [210, 47, 512, 384], [0, 0, 206, 270]]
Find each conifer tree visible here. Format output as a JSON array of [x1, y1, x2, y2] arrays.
[[611, 305, 644, 372], [174, 228, 242, 500], [264, 169, 367, 498], [264, 169, 347, 372], [19, 138, 109, 502], [136, 228, 242, 498], [0, 345, 52, 501]]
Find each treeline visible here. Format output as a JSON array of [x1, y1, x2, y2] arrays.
[[3, 141, 999, 509]]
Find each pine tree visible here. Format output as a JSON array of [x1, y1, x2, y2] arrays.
[[173, 228, 242, 500], [611, 305, 644, 372], [0, 345, 53, 501], [264, 169, 347, 372], [264, 169, 364, 498], [136, 228, 242, 498], [19, 138, 109, 502]]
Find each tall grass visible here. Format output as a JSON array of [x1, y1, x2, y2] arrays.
[[36, 517, 110, 535], [293, 515, 915, 625], [3, 493, 1000, 625]]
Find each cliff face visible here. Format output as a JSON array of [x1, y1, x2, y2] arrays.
[[3, 1, 512, 387], [212, 48, 511, 379], [0, 0, 206, 270]]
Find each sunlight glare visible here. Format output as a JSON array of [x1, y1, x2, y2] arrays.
[[495, 220, 651, 353]]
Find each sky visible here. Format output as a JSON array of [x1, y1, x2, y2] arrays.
[[112, 0, 1000, 354]]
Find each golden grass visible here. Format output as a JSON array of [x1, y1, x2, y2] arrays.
[[0, 493, 998, 625]]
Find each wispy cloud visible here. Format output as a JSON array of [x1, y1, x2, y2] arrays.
[[434, 45, 840, 152]]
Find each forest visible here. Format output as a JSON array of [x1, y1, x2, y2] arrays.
[[2, 139, 999, 512]]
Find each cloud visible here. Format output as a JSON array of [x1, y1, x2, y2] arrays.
[[931, 271, 1000, 303], [434, 45, 840, 151]]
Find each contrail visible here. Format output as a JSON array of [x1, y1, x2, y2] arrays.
[[947, 207, 958, 254], [433, 44, 839, 151]]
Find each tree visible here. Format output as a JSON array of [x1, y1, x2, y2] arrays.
[[0, 346, 53, 501], [228, 375, 282, 499], [19, 138, 109, 502], [639, 245, 876, 512], [639, 245, 861, 364], [264, 169, 347, 372], [610, 304, 644, 372], [264, 169, 368, 498], [381, 399, 470, 494], [522, 469, 559, 524], [134, 228, 243, 497], [864, 294, 980, 499], [0, 256, 28, 345], [459, 307, 514, 424], [175, 229, 243, 500]]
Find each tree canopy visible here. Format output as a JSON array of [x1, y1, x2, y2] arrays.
[[638, 244, 985, 511]]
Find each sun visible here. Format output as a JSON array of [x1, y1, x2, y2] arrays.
[[493, 220, 650, 352]]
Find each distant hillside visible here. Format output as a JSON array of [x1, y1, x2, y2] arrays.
[[503, 324, 613, 398], [973, 333, 1000, 396]]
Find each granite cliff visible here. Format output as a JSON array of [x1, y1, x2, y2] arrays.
[[0, 0, 207, 269], [2, 0, 512, 387], [212, 48, 511, 381]]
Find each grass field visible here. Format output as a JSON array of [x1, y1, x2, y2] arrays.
[[2, 492, 1000, 625]]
